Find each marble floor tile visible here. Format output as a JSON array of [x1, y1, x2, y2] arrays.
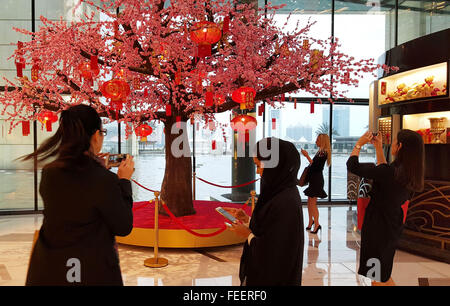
[[0, 207, 449, 286]]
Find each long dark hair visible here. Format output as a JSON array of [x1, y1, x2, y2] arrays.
[[392, 129, 425, 192], [21, 104, 102, 169]]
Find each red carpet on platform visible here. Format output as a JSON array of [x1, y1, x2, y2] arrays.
[[132, 200, 253, 230]]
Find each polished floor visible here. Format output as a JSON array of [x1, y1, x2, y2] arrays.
[[0, 206, 449, 286]]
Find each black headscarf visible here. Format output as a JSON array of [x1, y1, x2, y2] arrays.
[[250, 138, 300, 236]]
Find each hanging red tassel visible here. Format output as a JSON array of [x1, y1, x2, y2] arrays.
[[272, 118, 276, 130], [166, 104, 172, 117], [310, 101, 315, 113], [22, 121, 30, 136], [16, 41, 24, 77], [90, 54, 98, 71], [176, 116, 181, 128], [212, 140, 216, 150], [205, 91, 214, 107], [223, 16, 230, 33], [294, 98, 297, 109], [46, 120, 52, 132], [281, 94, 285, 102]]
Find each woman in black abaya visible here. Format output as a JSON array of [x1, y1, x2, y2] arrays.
[[225, 138, 304, 286]]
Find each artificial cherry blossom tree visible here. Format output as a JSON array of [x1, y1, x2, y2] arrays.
[[0, 0, 394, 216]]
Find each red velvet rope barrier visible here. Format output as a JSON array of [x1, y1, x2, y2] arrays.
[[160, 201, 227, 237], [196, 176, 259, 189], [132, 179, 158, 193], [132, 199, 155, 212]]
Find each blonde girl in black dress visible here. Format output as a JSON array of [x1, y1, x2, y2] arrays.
[[301, 134, 331, 234]]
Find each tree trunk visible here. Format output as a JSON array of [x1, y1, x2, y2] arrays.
[[160, 116, 196, 217]]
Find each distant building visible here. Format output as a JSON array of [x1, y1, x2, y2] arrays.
[[323, 106, 350, 137], [286, 125, 313, 142]]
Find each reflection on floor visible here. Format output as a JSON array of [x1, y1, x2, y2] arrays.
[[0, 206, 449, 286]]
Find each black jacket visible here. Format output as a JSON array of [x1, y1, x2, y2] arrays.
[[239, 186, 304, 286], [26, 159, 133, 286]]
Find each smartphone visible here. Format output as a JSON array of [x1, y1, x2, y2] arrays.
[[215, 207, 238, 223], [108, 154, 127, 167]]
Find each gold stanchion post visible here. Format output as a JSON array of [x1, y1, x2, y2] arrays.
[[193, 172, 196, 201], [250, 190, 256, 213], [144, 192, 168, 268]]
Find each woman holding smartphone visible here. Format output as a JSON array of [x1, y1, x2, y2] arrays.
[[347, 130, 424, 286], [225, 138, 304, 286], [23, 104, 135, 286]]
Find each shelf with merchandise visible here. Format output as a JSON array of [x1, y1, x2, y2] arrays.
[[378, 62, 448, 107]]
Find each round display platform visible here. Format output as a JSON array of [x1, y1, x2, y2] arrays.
[[116, 200, 252, 248]]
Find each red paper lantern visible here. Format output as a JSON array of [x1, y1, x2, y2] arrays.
[[37, 111, 58, 132], [78, 62, 99, 81], [190, 21, 222, 58], [232, 87, 256, 110], [230, 114, 257, 143], [100, 78, 130, 110], [135, 124, 153, 142]]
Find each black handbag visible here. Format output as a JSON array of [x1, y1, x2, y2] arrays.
[[298, 165, 310, 187]]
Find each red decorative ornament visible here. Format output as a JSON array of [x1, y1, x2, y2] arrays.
[[100, 78, 130, 111], [294, 98, 297, 109], [310, 101, 315, 113], [230, 114, 257, 143], [272, 118, 276, 130], [222, 16, 230, 33], [212, 140, 216, 150], [31, 64, 39, 82], [78, 61, 100, 82], [166, 104, 172, 117], [22, 121, 30, 136], [15, 41, 25, 77], [135, 124, 153, 142], [37, 111, 58, 132], [190, 21, 222, 58], [232, 87, 256, 110]]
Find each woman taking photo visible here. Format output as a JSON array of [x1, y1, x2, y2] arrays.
[[23, 104, 135, 286], [347, 130, 424, 286], [301, 133, 331, 234], [225, 138, 304, 286]]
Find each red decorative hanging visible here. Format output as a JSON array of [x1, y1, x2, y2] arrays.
[[78, 61, 100, 82], [176, 116, 181, 129], [135, 123, 153, 142], [31, 63, 39, 82], [166, 104, 172, 117], [190, 21, 222, 58], [232, 87, 256, 110], [272, 118, 276, 130], [223, 16, 230, 33], [22, 121, 30, 136], [310, 101, 315, 113], [15, 41, 25, 77], [90, 54, 99, 71], [294, 98, 297, 109], [100, 78, 130, 111], [310, 49, 324, 72], [205, 90, 214, 107], [37, 111, 58, 132], [212, 140, 216, 150], [230, 114, 257, 143]]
